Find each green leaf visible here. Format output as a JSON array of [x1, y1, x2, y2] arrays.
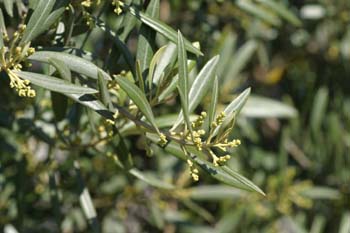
[[0, 9, 6, 48], [74, 161, 100, 232], [51, 91, 68, 121], [118, 0, 141, 42], [96, 20, 135, 77], [220, 166, 265, 196], [135, 60, 145, 93], [147, 133, 264, 194], [236, 0, 281, 27], [212, 88, 251, 137], [152, 42, 177, 85], [300, 186, 341, 200], [3, 0, 14, 17], [21, 0, 56, 43], [97, 71, 113, 111], [113, 131, 134, 170], [65, 93, 114, 120], [48, 58, 71, 121], [129, 168, 174, 189], [187, 185, 245, 201], [217, 32, 237, 78], [42, 6, 66, 33], [206, 76, 219, 132], [223, 40, 257, 84], [148, 45, 167, 90], [310, 87, 328, 134], [29, 51, 112, 80], [114, 75, 160, 133], [125, 5, 203, 56], [176, 30, 192, 133], [172, 55, 219, 130], [257, 0, 302, 27], [136, 0, 159, 75], [241, 95, 297, 118], [14, 71, 98, 94], [157, 58, 196, 102], [48, 57, 72, 81], [224, 88, 251, 115], [310, 215, 326, 233], [339, 212, 350, 233], [120, 114, 198, 136]]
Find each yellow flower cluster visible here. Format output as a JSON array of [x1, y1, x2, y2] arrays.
[[211, 111, 225, 128], [158, 133, 168, 146], [186, 129, 205, 151], [187, 159, 199, 181], [213, 138, 241, 152], [81, 0, 92, 7], [112, 0, 124, 15], [192, 111, 207, 128], [7, 70, 36, 97], [80, 0, 123, 15], [0, 25, 37, 98]]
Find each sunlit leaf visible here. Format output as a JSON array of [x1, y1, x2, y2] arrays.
[[14, 71, 98, 94]]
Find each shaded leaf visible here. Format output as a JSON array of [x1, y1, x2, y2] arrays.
[[98, 71, 113, 111], [258, 0, 302, 26], [125, 5, 203, 56], [236, 0, 281, 27], [114, 75, 160, 133], [136, 0, 159, 75], [187, 185, 245, 201], [129, 168, 174, 189]]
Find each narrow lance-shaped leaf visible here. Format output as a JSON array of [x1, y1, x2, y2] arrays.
[[129, 168, 174, 190], [97, 71, 113, 110], [236, 0, 281, 27], [157, 58, 197, 102], [74, 161, 100, 232], [186, 185, 245, 201], [21, 0, 56, 43], [114, 75, 160, 134], [176, 31, 192, 133], [125, 5, 203, 56], [95, 19, 135, 78], [223, 40, 257, 84], [48, 57, 72, 82], [118, 0, 141, 42], [120, 114, 198, 136], [147, 45, 167, 91], [42, 6, 66, 33], [212, 88, 251, 138], [135, 60, 145, 93], [0, 9, 6, 47], [4, 0, 14, 17], [29, 51, 112, 80], [146, 133, 264, 195], [241, 95, 297, 118], [14, 71, 98, 94], [48, 58, 70, 121], [206, 75, 219, 132], [257, 0, 302, 27], [136, 0, 159, 75], [172, 55, 219, 130], [152, 42, 177, 85]]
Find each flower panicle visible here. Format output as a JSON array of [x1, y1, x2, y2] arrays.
[[1, 25, 37, 98]]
